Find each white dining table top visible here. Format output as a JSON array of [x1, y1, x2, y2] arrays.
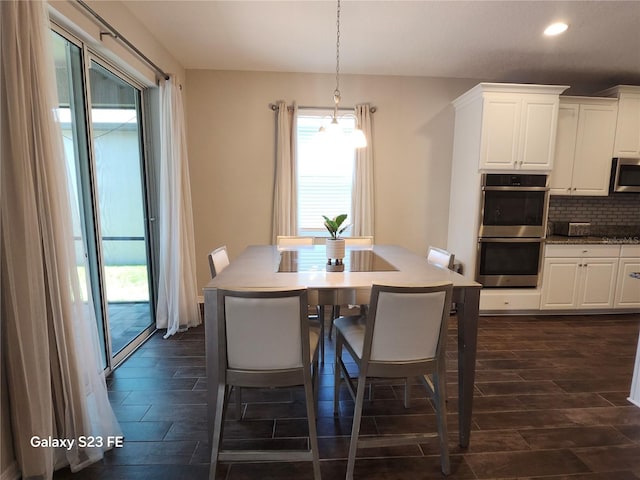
[[204, 245, 480, 291]]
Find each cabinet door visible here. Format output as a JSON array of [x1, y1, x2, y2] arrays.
[[578, 258, 618, 308], [615, 258, 640, 308], [613, 93, 640, 157], [571, 103, 618, 196], [519, 96, 559, 171], [550, 103, 579, 195], [540, 258, 580, 309], [480, 95, 521, 170]]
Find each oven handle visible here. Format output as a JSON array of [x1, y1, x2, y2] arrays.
[[482, 186, 550, 192], [478, 238, 545, 243]]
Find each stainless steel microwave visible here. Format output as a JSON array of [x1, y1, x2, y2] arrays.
[[610, 158, 640, 193]]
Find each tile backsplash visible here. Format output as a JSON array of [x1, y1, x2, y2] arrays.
[[548, 195, 640, 235]]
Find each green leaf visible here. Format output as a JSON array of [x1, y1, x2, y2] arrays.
[[322, 214, 348, 239], [335, 214, 348, 228]]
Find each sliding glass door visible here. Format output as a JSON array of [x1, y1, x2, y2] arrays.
[[52, 28, 155, 370], [88, 60, 153, 357]]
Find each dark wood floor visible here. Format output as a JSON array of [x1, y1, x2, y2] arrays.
[[54, 312, 640, 480]]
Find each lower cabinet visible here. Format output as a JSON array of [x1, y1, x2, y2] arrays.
[[615, 245, 640, 308], [480, 289, 541, 311], [480, 243, 639, 312], [540, 244, 620, 310]]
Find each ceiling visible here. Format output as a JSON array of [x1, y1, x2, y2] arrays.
[[123, 0, 640, 89]]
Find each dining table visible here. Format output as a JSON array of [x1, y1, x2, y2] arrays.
[[203, 244, 482, 448]]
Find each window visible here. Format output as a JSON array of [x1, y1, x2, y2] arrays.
[[296, 109, 356, 236]]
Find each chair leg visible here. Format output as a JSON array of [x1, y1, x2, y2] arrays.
[[333, 333, 343, 416], [434, 368, 450, 475], [329, 305, 340, 339], [235, 386, 242, 420], [312, 347, 320, 417], [318, 305, 325, 364], [209, 383, 228, 480], [346, 372, 368, 480], [304, 368, 322, 480], [404, 377, 412, 408]]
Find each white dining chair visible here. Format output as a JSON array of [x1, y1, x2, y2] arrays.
[[333, 282, 453, 478], [208, 245, 244, 416], [276, 235, 314, 247], [209, 288, 321, 480], [344, 236, 374, 248], [208, 245, 230, 278], [427, 246, 455, 270]]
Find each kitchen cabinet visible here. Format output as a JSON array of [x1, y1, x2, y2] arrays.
[[451, 83, 569, 174], [480, 91, 566, 171], [480, 289, 541, 311], [448, 83, 568, 287], [600, 86, 640, 157], [614, 245, 640, 308], [540, 244, 620, 310], [550, 97, 618, 196]]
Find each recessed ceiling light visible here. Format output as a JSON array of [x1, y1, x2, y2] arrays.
[[544, 22, 569, 36]]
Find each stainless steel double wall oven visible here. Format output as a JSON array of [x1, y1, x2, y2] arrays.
[[477, 174, 549, 287]]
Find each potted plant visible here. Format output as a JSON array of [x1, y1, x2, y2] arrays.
[[323, 214, 348, 271]]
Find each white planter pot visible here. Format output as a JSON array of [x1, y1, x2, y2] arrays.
[[326, 238, 346, 262]]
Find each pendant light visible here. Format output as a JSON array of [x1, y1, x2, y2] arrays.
[[319, 0, 367, 149]]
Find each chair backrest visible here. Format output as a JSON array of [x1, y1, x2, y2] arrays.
[[427, 246, 455, 270], [218, 289, 310, 370], [277, 236, 314, 247], [208, 245, 230, 279], [365, 283, 453, 363], [344, 236, 374, 247]]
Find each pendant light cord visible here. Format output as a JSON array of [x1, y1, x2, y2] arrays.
[[333, 0, 341, 119]]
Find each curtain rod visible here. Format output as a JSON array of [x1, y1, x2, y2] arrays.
[[76, 0, 170, 81], [269, 103, 377, 114]]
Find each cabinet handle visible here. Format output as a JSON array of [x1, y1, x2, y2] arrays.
[[582, 250, 588, 253], [573, 187, 577, 191]]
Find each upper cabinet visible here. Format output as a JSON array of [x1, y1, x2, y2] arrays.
[[600, 85, 640, 157], [453, 83, 569, 172], [481, 93, 563, 170], [550, 97, 618, 196]]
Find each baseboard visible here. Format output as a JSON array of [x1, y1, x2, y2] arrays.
[[480, 308, 640, 316], [1, 462, 20, 480]]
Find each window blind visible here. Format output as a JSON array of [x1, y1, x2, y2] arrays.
[[297, 110, 355, 235]]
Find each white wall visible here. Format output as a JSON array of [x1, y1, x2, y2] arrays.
[[185, 69, 478, 289]]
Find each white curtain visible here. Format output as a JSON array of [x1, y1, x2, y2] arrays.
[[272, 101, 298, 243], [155, 77, 200, 337], [0, 1, 121, 477], [351, 104, 375, 236]]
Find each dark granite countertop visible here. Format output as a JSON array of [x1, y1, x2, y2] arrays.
[[546, 224, 640, 244], [546, 235, 640, 245]]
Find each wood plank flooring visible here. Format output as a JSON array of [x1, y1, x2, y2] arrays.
[[53, 313, 640, 480]]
